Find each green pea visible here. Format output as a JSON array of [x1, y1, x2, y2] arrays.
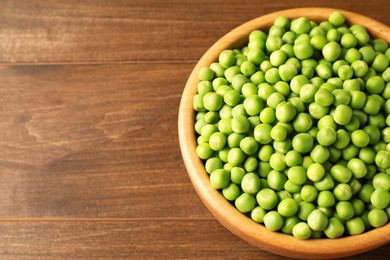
[[330, 164, 352, 183], [310, 145, 330, 164], [314, 173, 335, 191], [368, 208, 388, 228], [209, 132, 227, 151], [243, 95, 263, 116], [301, 185, 318, 202], [267, 169, 287, 191], [241, 172, 261, 194], [251, 206, 267, 223], [371, 188, 390, 209], [275, 101, 297, 123], [347, 158, 367, 179], [239, 136, 258, 155], [231, 166, 246, 184], [263, 211, 284, 231], [323, 42, 341, 62], [292, 222, 312, 239], [336, 201, 354, 220], [292, 133, 314, 153], [334, 183, 353, 201], [294, 40, 314, 60], [307, 209, 329, 231], [278, 198, 299, 217], [346, 217, 365, 236], [259, 107, 276, 124], [227, 148, 245, 166], [235, 192, 256, 213], [256, 188, 278, 210], [333, 104, 352, 125], [351, 129, 370, 147], [373, 173, 390, 191], [254, 123, 273, 144], [222, 183, 241, 201], [210, 169, 230, 189], [324, 217, 345, 238]]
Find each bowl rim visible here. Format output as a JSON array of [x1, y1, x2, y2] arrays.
[[178, 7, 390, 259]]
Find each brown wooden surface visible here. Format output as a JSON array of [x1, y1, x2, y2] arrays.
[[0, 0, 389, 259]]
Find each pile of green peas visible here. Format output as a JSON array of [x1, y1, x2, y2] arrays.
[[193, 11, 390, 239]]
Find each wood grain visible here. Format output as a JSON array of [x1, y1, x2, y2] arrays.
[[0, 63, 215, 218], [0, 220, 388, 260], [0, 0, 389, 63]]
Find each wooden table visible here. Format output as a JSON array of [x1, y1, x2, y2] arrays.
[[0, 0, 389, 259]]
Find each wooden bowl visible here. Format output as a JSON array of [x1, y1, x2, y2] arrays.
[[178, 8, 390, 259]]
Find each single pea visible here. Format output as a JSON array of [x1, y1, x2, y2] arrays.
[[291, 17, 311, 35], [341, 33, 357, 49], [266, 35, 283, 52], [279, 63, 298, 82], [281, 216, 300, 235], [275, 101, 297, 123], [347, 158, 367, 179], [292, 113, 313, 133], [351, 129, 370, 148], [316, 127, 337, 146], [241, 172, 262, 194], [314, 173, 335, 191], [227, 147, 246, 167], [210, 169, 230, 189], [317, 190, 336, 208], [284, 180, 302, 193], [209, 132, 227, 151], [350, 60, 368, 78], [307, 209, 329, 231], [333, 104, 352, 125], [285, 150, 303, 167], [251, 206, 267, 223], [258, 145, 274, 162], [330, 164, 352, 183], [359, 46, 376, 64], [244, 156, 258, 172], [359, 183, 375, 203], [287, 166, 307, 185], [316, 63, 333, 79], [322, 42, 341, 62], [196, 143, 213, 160], [282, 31, 297, 45], [338, 64, 354, 81], [269, 152, 287, 171], [314, 88, 333, 107], [292, 222, 312, 240], [349, 91, 366, 109], [293, 40, 314, 60], [324, 217, 345, 238], [254, 123, 273, 144], [310, 145, 330, 164], [197, 80, 213, 95], [368, 208, 388, 228], [235, 192, 256, 213], [239, 136, 259, 155], [334, 183, 353, 201], [231, 115, 250, 134], [372, 53, 389, 73], [366, 76, 385, 95], [301, 185, 318, 202], [308, 102, 329, 119], [299, 84, 318, 103], [227, 133, 244, 148], [292, 133, 314, 153], [205, 157, 223, 174], [267, 169, 287, 191], [258, 107, 275, 125], [307, 163, 325, 182], [256, 188, 278, 210], [230, 166, 246, 184], [243, 95, 263, 116], [249, 30, 267, 42], [371, 188, 390, 209], [247, 48, 266, 65], [344, 48, 361, 63], [240, 60, 257, 77], [263, 211, 284, 231], [218, 147, 230, 163], [329, 11, 345, 26], [278, 198, 299, 217], [222, 183, 241, 201], [373, 173, 390, 191], [198, 67, 215, 81], [219, 50, 236, 68], [358, 147, 376, 164], [346, 217, 365, 236], [271, 124, 288, 142], [336, 201, 355, 220]]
